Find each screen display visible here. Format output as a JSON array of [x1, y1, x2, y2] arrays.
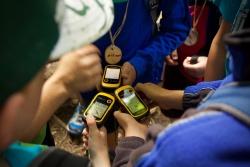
[[88, 97, 109, 119], [105, 68, 120, 80], [120, 89, 146, 115]]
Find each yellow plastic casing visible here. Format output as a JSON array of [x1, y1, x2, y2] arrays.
[[115, 85, 148, 119], [83, 92, 115, 125], [101, 65, 121, 89]]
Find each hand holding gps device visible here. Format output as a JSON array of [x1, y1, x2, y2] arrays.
[[115, 85, 149, 119], [102, 65, 121, 89], [83, 92, 115, 126]]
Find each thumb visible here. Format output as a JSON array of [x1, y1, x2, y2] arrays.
[[121, 63, 130, 85], [99, 127, 107, 138], [171, 50, 178, 60], [135, 83, 145, 92], [114, 111, 135, 130], [86, 115, 98, 134], [121, 62, 130, 77], [183, 57, 192, 68]]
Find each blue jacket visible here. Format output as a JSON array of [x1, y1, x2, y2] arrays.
[[94, 0, 191, 83], [136, 83, 250, 167]]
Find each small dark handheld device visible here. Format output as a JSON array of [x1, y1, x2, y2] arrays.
[[115, 85, 149, 119], [83, 92, 115, 126], [102, 65, 122, 89], [190, 56, 199, 64]]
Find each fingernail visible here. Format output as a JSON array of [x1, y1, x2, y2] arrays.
[[87, 113, 94, 120]]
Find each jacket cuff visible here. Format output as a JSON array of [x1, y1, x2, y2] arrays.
[[118, 136, 145, 149], [129, 54, 148, 82]]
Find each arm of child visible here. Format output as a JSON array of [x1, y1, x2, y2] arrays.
[[135, 83, 184, 110], [20, 45, 102, 142]]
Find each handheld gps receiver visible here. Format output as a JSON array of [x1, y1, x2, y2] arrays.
[[102, 65, 122, 89], [83, 92, 115, 126], [115, 85, 149, 119]]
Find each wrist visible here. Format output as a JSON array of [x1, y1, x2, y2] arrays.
[[162, 90, 184, 110], [45, 74, 71, 99], [91, 150, 110, 167]]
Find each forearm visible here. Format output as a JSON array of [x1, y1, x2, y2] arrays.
[[204, 20, 231, 81], [204, 39, 227, 81], [160, 90, 184, 110], [91, 150, 110, 167], [21, 75, 70, 142]]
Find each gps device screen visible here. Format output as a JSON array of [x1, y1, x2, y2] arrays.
[[105, 68, 120, 80], [86, 95, 112, 120], [119, 89, 146, 115]]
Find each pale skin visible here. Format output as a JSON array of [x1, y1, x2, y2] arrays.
[[20, 45, 103, 142], [183, 56, 208, 78], [166, 49, 179, 66], [166, 50, 208, 78], [83, 115, 110, 167], [82, 111, 148, 167]]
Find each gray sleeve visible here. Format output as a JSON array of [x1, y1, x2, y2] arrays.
[[112, 137, 145, 167]]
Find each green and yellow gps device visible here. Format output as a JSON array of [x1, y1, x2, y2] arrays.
[[101, 65, 122, 89], [115, 85, 149, 119], [83, 92, 115, 126]]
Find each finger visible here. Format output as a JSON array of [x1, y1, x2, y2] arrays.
[[135, 83, 154, 98], [171, 53, 178, 61], [76, 45, 101, 57], [183, 62, 199, 70], [171, 50, 178, 60], [86, 115, 98, 135], [113, 111, 135, 129], [82, 129, 89, 137], [135, 83, 146, 92], [121, 62, 130, 78], [122, 77, 131, 85], [83, 142, 88, 149], [88, 63, 103, 77], [166, 56, 178, 66], [83, 137, 88, 144], [183, 57, 194, 69], [135, 83, 154, 92], [79, 54, 101, 68], [99, 127, 107, 138]]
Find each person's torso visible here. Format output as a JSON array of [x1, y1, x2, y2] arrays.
[[94, 0, 153, 65], [136, 84, 250, 167]]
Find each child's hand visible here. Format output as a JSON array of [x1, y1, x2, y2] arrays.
[[135, 83, 184, 110], [166, 50, 179, 66], [51, 45, 102, 97], [135, 83, 170, 109], [82, 115, 110, 167], [113, 111, 148, 140], [183, 56, 207, 78]]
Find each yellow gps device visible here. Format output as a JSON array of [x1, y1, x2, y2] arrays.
[[83, 92, 115, 126], [102, 65, 121, 89], [115, 85, 149, 119]]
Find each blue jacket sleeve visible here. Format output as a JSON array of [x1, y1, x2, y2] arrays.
[[129, 0, 191, 83]]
